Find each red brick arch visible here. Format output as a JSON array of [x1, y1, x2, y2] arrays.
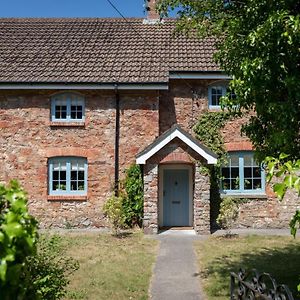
[[45, 147, 98, 159]]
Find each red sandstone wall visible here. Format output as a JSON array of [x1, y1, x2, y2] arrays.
[[0, 80, 298, 230], [159, 79, 299, 229], [0, 90, 158, 228]]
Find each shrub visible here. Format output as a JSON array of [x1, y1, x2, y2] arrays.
[[0, 181, 78, 299], [122, 164, 144, 227], [217, 197, 239, 235], [103, 194, 127, 235], [0, 180, 38, 299], [22, 234, 79, 300]]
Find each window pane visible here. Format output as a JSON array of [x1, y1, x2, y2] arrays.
[[231, 178, 239, 190], [53, 181, 59, 190], [253, 167, 261, 177], [71, 181, 77, 190], [222, 179, 230, 190], [230, 155, 239, 166], [53, 171, 59, 180], [60, 171, 66, 181], [244, 154, 252, 166], [244, 178, 252, 190], [253, 179, 262, 189], [244, 167, 252, 178], [231, 167, 239, 178], [55, 105, 67, 119], [222, 167, 230, 178], [78, 171, 84, 181], [78, 181, 85, 190], [71, 105, 83, 120], [71, 171, 77, 180], [59, 181, 67, 190], [211, 87, 223, 106]]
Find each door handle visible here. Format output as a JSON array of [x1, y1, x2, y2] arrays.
[[172, 201, 180, 204]]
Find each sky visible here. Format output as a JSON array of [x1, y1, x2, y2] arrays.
[[0, 0, 148, 18]]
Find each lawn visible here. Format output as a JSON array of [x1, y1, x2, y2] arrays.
[[55, 230, 158, 300], [195, 235, 300, 300]]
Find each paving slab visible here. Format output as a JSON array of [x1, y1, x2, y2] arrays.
[[150, 233, 206, 300]]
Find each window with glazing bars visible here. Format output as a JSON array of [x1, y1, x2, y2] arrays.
[[48, 157, 87, 195], [221, 152, 265, 194], [208, 85, 236, 108], [51, 93, 85, 122]]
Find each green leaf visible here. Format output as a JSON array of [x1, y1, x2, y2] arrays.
[[0, 261, 7, 281], [283, 175, 294, 189], [273, 183, 287, 200], [279, 153, 289, 160]]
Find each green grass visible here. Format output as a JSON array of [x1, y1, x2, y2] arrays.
[[57, 230, 158, 300], [194, 235, 300, 300]]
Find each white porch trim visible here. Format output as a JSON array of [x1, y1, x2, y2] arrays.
[[136, 126, 218, 165]]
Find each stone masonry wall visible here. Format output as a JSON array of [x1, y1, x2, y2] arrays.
[[143, 163, 159, 234], [0, 90, 158, 228], [194, 162, 211, 234], [1, 79, 298, 231]]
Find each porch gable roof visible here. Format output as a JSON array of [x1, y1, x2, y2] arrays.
[[136, 124, 218, 165]]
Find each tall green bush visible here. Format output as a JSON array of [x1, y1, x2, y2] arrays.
[[103, 195, 127, 235], [217, 197, 239, 236], [0, 180, 38, 299], [103, 164, 144, 233], [122, 164, 144, 227]]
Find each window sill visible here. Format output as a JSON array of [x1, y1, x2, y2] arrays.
[[50, 121, 85, 127], [220, 193, 267, 199], [47, 195, 88, 201], [208, 106, 222, 111]]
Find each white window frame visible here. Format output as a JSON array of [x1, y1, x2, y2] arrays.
[[208, 83, 236, 109], [220, 151, 266, 196], [51, 93, 85, 122], [48, 157, 88, 195], [208, 85, 226, 109]]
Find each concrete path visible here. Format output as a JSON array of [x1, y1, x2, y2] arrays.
[[150, 232, 206, 300]]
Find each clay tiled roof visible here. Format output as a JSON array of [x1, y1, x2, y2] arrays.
[[0, 18, 219, 84]]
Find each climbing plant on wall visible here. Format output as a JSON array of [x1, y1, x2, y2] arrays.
[[193, 111, 233, 166]]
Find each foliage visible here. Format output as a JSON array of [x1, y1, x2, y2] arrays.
[[158, 0, 300, 161], [122, 164, 144, 227], [265, 154, 300, 237], [103, 194, 127, 235], [0, 180, 38, 299], [193, 111, 233, 165], [216, 197, 239, 235], [23, 235, 79, 300]]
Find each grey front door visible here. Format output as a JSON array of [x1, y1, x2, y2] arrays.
[[163, 169, 190, 227]]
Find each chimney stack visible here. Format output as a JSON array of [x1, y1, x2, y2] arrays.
[[144, 0, 160, 20]]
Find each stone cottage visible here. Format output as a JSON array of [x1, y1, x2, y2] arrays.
[[0, 2, 298, 234]]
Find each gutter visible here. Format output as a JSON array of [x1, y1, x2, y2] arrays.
[[0, 82, 169, 90]]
